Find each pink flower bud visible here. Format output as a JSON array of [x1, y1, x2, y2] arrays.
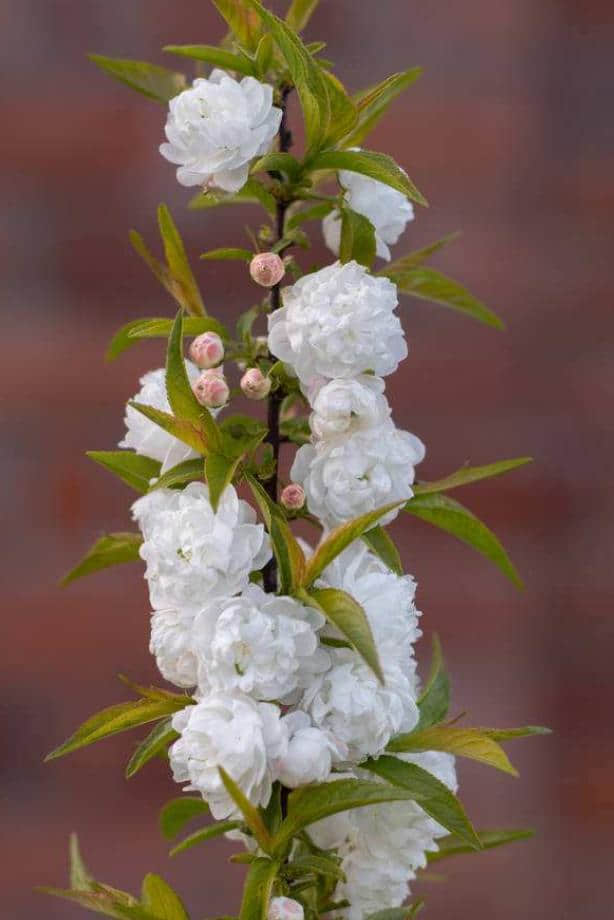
[[280, 483, 305, 512], [268, 898, 304, 920], [240, 367, 271, 400], [189, 332, 225, 369], [249, 252, 285, 288], [192, 368, 229, 408]]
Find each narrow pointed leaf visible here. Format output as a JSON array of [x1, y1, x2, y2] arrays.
[[310, 149, 427, 207], [273, 779, 431, 852], [160, 797, 209, 840], [382, 233, 460, 274], [170, 820, 241, 857], [141, 874, 189, 920], [344, 68, 423, 147], [287, 201, 334, 230], [286, 0, 320, 31], [252, 152, 303, 182], [245, 473, 306, 592], [362, 756, 480, 849], [163, 44, 255, 76], [362, 526, 403, 574], [319, 68, 358, 146], [106, 316, 228, 362], [188, 179, 276, 215], [286, 855, 345, 883], [37, 886, 150, 919], [212, 0, 263, 50], [86, 451, 161, 494], [413, 457, 532, 497], [303, 501, 403, 585], [125, 719, 178, 779], [384, 266, 503, 329], [339, 207, 376, 268], [239, 858, 279, 920], [306, 588, 383, 683], [60, 533, 142, 587], [387, 725, 519, 776], [417, 634, 450, 730], [205, 453, 242, 512], [158, 204, 205, 316], [88, 55, 186, 103], [69, 834, 95, 891], [427, 827, 534, 863], [166, 310, 220, 451], [483, 725, 551, 742], [45, 697, 188, 762], [149, 458, 205, 492], [218, 767, 273, 853], [404, 493, 522, 587], [129, 403, 208, 455], [201, 247, 253, 262]]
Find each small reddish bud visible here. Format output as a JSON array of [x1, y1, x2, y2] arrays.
[[192, 368, 229, 408], [280, 483, 305, 512], [189, 332, 224, 369], [240, 367, 271, 400], [249, 252, 285, 288]]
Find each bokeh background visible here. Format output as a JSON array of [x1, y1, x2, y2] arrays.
[[2, 1, 613, 917]]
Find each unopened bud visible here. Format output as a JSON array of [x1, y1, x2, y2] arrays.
[[280, 483, 305, 512], [241, 367, 271, 400], [249, 252, 285, 288], [192, 368, 229, 408], [189, 332, 224, 369], [268, 898, 304, 920]]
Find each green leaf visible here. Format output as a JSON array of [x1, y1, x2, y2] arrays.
[[106, 316, 228, 362], [163, 44, 255, 76], [245, 472, 306, 592], [158, 204, 205, 317], [319, 69, 359, 146], [125, 719, 178, 779], [305, 588, 383, 683], [428, 828, 535, 863], [165, 310, 220, 450], [252, 151, 304, 182], [254, 33, 275, 77], [382, 233, 460, 274], [414, 457, 533, 497], [404, 493, 522, 587], [484, 725, 551, 742], [273, 779, 433, 853], [170, 820, 242, 857], [141, 875, 188, 920], [45, 696, 189, 762], [286, 201, 334, 230], [361, 525, 403, 574], [310, 148, 427, 207], [279, 416, 311, 446], [239, 858, 279, 920], [286, 0, 320, 31], [128, 403, 208, 456], [69, 834, 95, 891], [344, 68, 423, 147], [201, 247, 253, 262], [286, 854, 345, 883], [60, 532, 142, 587], [416, 634, 450, 730], [38, 885, 151, 920], [387, 725, 519, 776], [149, 458, 205, 492], [160, 797, 209, 840], [362, 756, 480, 849], [245, 0, 328, 152], [339, 207, 376, 268], [211, 0, 263, 51], [383, 266, 503, 330], [220, 415, 268, 458], [303, 501, 403, 585], [205, 453, 242, 512], [188, 178, 276, 215], [88, 55, 186, 103], [218, 767, 273, 853], [86, 451, 161, 494]]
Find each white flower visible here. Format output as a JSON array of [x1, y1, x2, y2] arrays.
[[169, 692, 287, 820], [309, 754, 457, 920], [132, 482, 271, 609], [309, 375, 391, 440], [273, 711, 347, 788], [160, 70, 281, 192], [120, 365, 201, 474], [150, 606, 199, 688], [322, 152, 414, 261], [268, 898, 304, 920], [268, 261, 407, 387], [191, 585, 330, 701], [291, 423, 425, 528]]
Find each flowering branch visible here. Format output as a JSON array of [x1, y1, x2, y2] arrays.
[[42, 3, 548, 920]]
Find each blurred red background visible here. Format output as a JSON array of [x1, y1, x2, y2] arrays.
[[2, 1, 613, 917]]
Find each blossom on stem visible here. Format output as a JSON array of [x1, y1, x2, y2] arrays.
[[192, 367, 229, 408], [249, 252, 285, 287], [240, 367, 271, 400], [189, 332, 224, 369]]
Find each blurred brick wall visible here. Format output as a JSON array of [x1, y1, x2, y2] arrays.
[[2, 1, 612, 918]]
